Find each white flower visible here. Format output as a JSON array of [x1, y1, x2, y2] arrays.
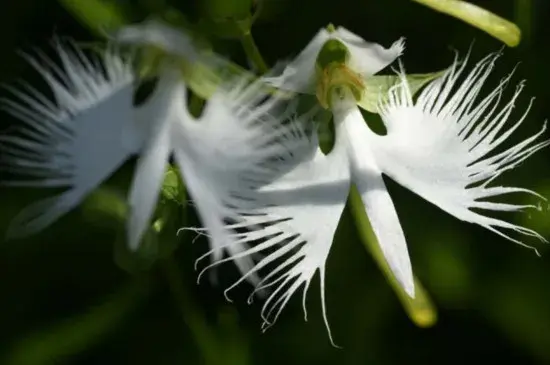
[[113, 20, 313, 280], [0, 27, 307, 285], [263, 26, 405, 93], [199, 52, 548, 345], [126, 65, 308, 281]]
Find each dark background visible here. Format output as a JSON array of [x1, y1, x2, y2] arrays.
[[1, 0, 550, 364]]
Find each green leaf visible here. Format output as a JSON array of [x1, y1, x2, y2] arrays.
[[358, 71, 444, 113], [4, 281, 148, 365], [412, 0, 521, 47], [348, 186, 438, 328], [57, 0, 133, 35]]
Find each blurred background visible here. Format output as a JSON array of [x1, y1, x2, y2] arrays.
[[1, 0, 550, 364]]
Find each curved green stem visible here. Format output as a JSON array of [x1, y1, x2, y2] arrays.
[[240, 31, 269, 74]]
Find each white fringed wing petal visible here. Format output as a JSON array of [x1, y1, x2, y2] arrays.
[[367, 53, 549, 250], [196, 118, 352, 346], [174, 76, 316, 282], [0, 41, 137, 237]]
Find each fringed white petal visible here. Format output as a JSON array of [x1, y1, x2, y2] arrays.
[[0, 40, 136, 237], [174, 74, 315, 283], [332, 96, 414, 296], [367, 53, 549, 251], [114, 20, 313, 281], [196, 117, 352, 346], [335, 27, 405, 78]]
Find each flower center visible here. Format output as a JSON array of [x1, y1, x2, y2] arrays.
[[315, 39, 365, 109]]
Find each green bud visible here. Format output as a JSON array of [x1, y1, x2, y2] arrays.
[[326, 23, 337, 33]]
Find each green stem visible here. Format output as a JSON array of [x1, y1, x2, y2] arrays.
[[348, 186, 437, 327], [161, 257, 219, 364], [411, 0, 521, 47], [240, 31, 269, 74]]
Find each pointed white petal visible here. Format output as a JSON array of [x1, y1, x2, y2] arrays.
[[126, 71, 187, 250], [333, 97, 414, 297], [262, 28, 331, 93], [367, 53, 548, 250], [335, 27, 405, 77], [1, 41, 136, 237]]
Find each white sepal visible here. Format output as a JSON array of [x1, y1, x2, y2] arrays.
[[263, 26, 404, 94]]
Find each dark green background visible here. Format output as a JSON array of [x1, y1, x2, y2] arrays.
[[1, 0, 550, 364]]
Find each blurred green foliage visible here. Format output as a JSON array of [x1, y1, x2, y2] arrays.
[[1, 0, 550, 364]]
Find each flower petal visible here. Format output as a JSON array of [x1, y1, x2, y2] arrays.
[[174, 76, 313, 283], [0, 40, 136, 237], [262, 26, 403, 94], [333, 97, 415, 297], [126, 70, 187, 250], [262, 28, 331, 93], [367, 53, 549, 251], [195, 119, 352, 346], [335, 27, 405, 77]]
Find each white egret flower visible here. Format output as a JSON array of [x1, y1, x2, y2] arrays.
[[0, 26, 310, 289], [199, 50, 548, 345], [112, 20, 314, 279]]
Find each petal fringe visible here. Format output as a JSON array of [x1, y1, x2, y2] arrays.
[[369, 52, 548, 252], [1, 40, 136, 237]]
